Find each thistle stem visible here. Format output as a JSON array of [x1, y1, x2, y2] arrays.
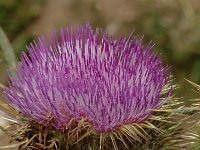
[[0, 26, 17, 70]]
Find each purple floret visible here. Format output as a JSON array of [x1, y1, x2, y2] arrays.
[[5, 23, 171, 132]]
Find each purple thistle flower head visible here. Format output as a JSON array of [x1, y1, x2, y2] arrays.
[[5, 23, 171, 133]]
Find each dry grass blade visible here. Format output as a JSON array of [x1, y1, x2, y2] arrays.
[[0, 139, 28, 149], [0, 83, 5, 89], [35, 140, 56, 149], [20, 134, 38, 149], [0, 110, 18, 123]]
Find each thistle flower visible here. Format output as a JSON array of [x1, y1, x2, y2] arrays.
[[4, 24, 196, 149], [5, 23, 170, 130]]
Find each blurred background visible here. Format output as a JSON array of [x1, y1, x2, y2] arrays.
[[0, 0, 200, 148]]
